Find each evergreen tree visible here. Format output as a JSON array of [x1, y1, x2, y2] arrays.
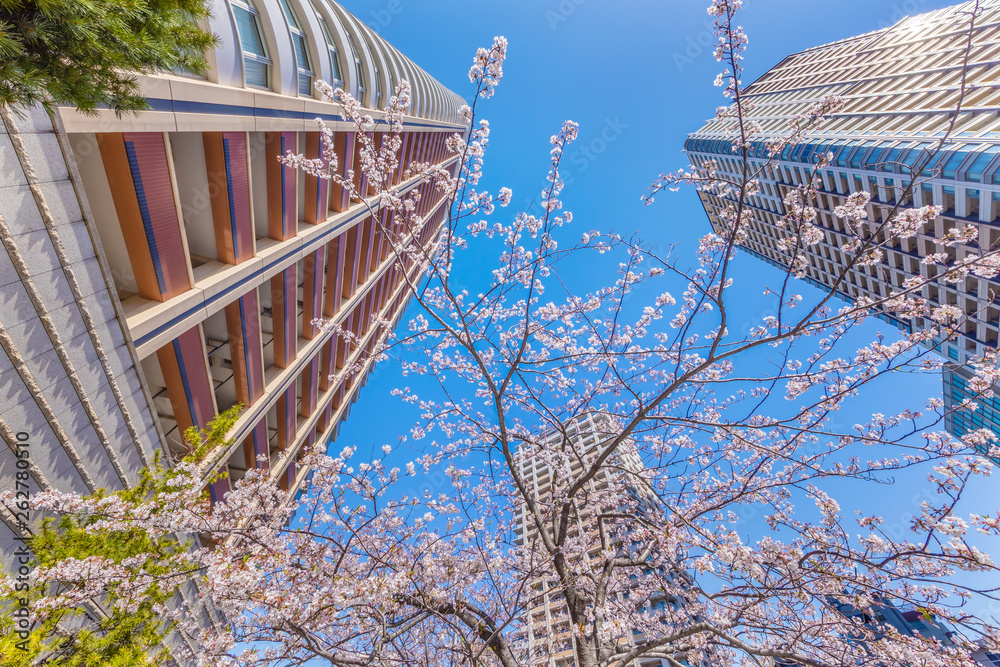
[[0, 0, 216, 115]]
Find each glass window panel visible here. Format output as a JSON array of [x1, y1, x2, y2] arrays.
[[901, 142, 933, 168], [942, 149, 970, 179], [245, 59, 269, 88], [330, 48, 343, 82], [277, 0, 300, 28], [316, 18, 344, 83], [233, 4, 267, 58], [881, 148, 902, 172], [849, 141, 879, 170], [865, 143, 893, 170], [317, 15, 334, 45], [964, 145, 1000, 182], [834, 145, 849, 167], [292, 33, 310, 70]]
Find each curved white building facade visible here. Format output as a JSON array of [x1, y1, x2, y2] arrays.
[[0, 1, 465, 660], [209, 0, 464, 123]]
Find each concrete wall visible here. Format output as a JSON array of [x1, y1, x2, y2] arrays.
[[0, 104, 167, 569]]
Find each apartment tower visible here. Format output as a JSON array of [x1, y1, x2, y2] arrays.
[[513, 413, 696, 667], [685, 0, 1000, 458], [0, 0, 466, 641]]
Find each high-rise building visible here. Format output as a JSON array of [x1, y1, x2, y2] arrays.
[[512, 413, 697, 667], [0, 0, 464, 655], [685, 0, 1000, 461]]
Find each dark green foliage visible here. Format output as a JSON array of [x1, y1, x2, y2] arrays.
[[0, 0, 217, 115]]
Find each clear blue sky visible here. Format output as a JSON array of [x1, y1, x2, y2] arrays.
[[326, 0, 999, 622]]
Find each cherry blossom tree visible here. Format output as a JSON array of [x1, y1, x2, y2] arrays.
[[7, 1, 1000, 666]]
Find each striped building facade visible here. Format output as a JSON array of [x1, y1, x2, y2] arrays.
[[513, 414, 698, 667], [685, 0, 1000, 460], [0, 0, 464, 653]]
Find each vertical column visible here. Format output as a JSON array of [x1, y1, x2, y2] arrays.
[[358, 294, 372, 339], [342, 225, 359, 302], [276, 385, 297, 450], [407, 132, 421, 169], [304, 132, 330, 225], [208, 470, 230, 504], [317, 402, 334, 433], [394, 131, 409, 185], [352, 133, 369, 197], [265, 131, 298, 241], [280, 460, 296, 491], [357, 217, 373, 286], [271, 266, 297, 368], [422, 182, 433, 214], [372, 209, 387, 268], [319, 339, 336, 392], [368, 133, 384, 196], [302, 246, 326, 339], [369, 214, 383, 274], [323, 235, 344, 317], [335, 314, 352, 371], [427, 133, 437, 164], [415, 132, 428, 165], [299, 358, 320, 418], [156, 326, 216, 435], [330, 132, 354, 213], [97, 132, 191, 302], [242, 420, 269, 470], [224, 289, 265, 407], [372, 280, 387, 320], [415, 182, 426, 216], [203, 131, 255, 264]]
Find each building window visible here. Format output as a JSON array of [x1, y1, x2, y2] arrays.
[[277, 0, 314, 95], [374, 68, 383, 108], [347, 34, 366, 106], [315, 13, 344, 92], [232, 0, 271, 89]]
